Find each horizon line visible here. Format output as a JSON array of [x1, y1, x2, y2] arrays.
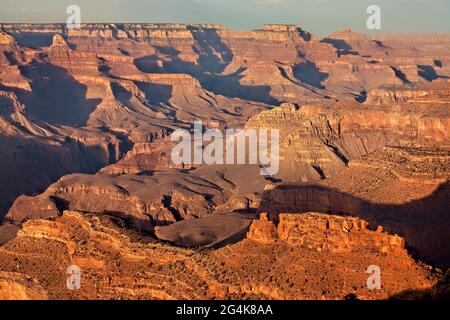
[[2, 22, 450, 37]]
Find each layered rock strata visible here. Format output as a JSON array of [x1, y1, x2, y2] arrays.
[[0, 211, 435, 300], [248, 212, 406, 255]]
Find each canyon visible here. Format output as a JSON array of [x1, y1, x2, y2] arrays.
[[0, 23, 449, 300]]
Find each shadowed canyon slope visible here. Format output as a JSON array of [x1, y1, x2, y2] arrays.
[[0, 24, 449, 300]]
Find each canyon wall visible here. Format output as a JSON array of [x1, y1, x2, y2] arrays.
[[0, 24, 449, 300], [246, 102, 450, 182], [1, 23, 450, 217]]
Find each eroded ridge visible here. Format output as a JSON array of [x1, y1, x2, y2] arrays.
[[248, 212, 406, 255], [0, 211, 438, 300]]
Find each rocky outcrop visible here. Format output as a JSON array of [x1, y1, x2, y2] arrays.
[[101, 140, 180, 174], [366, 88, 430, 105], [249, 212, 406, 256], [0, 31, 16, 46], [246, 213, 278, 245], [0, 211, 436, 300], [51, 33, 69, 48]]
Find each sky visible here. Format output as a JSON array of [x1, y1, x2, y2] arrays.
[[0, 0, 449, 35]]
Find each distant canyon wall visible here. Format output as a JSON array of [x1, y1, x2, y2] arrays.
[[246, 103, 449, 182]]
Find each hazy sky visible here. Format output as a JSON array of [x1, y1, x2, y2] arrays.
[[1, 0, 449, 35]]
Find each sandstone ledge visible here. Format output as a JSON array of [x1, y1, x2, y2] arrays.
[[0, 211, 435, 300], [248, 212, 407, 255]]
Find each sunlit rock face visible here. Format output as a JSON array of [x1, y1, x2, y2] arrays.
[[248, 212, 407, 255], [0, 211, 436, 300], [0, 24, 449, 300], [0, 272, 48, 300], [246, 102, 450, 182]]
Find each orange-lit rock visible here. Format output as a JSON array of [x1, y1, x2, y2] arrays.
[[0, 211, 436, 300], [247, 213, 278, 244], [0, 272, 48, 300], [0, 23, 449, 300], [248, 212, 406, 256]]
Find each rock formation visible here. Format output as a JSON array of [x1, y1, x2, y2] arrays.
[[0, 211, 435, 300], [246, 101, 450, 182], [248, 212, 406, 255], [0, 23, 449, 300], [1, 23, 449, 218], [6, 165, 268, 228]]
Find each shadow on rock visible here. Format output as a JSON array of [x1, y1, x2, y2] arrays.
[[258, 183, 450, 268]]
